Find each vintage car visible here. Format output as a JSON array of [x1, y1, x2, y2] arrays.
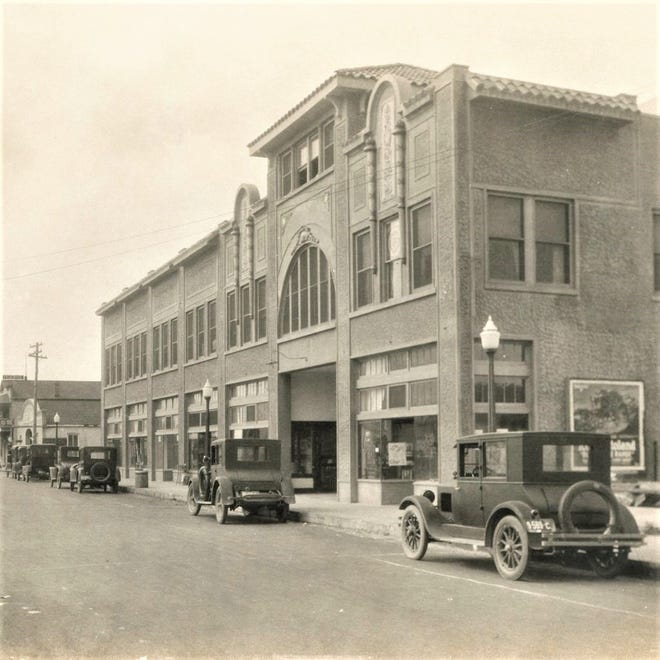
[[399, 431, 644, 581], [186, 438, 295, 524], [70, 446, 120, 493], [51, 446, 80, 488], [23, 443, 58, 481]]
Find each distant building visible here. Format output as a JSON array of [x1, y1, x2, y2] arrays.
[[98, 63, 659, 502], [0, 376, 101, 462]]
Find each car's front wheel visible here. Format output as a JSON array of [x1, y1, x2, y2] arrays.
[[187, 483, 201, 516], [214, 488, 229, 524], [401, 505, 428, 560], [586, 549, 629, 578], [493, 515, 529, 580]]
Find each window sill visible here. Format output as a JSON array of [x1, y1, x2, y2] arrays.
[[225, 338, 268, 356], [184, 353, 218, 367], [278, 322, 336, 344], [485, 281, 577, 296], [276, 167, 334, 206], [126, 376, 148, 384], [152, 366, 179, 377], [349, 287, 436, 319]]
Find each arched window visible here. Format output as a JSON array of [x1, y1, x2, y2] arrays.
[[280, 245, 335, 336]]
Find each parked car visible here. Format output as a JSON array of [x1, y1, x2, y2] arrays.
[[24, 443, 57, 481], [399, 431, 644, 581], [51, 446, 80, 488], [70, 446, 120, 493], [186, 438, 295, 524]]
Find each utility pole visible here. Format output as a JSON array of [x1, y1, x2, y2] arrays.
[[28, 342, 47, 444]]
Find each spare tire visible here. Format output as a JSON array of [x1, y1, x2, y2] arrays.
[[558, 480, 622, 533], [90, 461, 111, 483]]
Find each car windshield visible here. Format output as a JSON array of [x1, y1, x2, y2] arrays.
[[542, 444, 590, 472]]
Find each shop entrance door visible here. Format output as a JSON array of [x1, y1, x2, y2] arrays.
[[291, 421, 336, 492]]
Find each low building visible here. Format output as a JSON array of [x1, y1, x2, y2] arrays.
[[98, 63, 659, 502], [0, 377, 101, 461]]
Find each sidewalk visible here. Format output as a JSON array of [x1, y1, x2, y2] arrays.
[[120, 479, 659, 572]]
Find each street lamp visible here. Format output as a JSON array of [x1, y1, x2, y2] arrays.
[[202, 379, 213, 458], [54, 412, 60, 445], [480, 315, 501, 433]]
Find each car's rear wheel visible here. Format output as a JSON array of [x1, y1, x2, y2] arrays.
[[401, 505, 428, 560], [493, 515, 529, 580], [214, 488, 229, 524], [187, 483, 201, 516], [276, 502, 289, 523], [586, 549, 629, 578]]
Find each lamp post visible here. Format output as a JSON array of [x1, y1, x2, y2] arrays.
[[54, 412, 60, 445], [480, 315, 501, 433], [202, 379, 213, 459]]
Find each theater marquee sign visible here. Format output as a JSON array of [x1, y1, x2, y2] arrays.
[[569, 379, 644, 472]]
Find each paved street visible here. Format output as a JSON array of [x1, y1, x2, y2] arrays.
[[1, 477, 658, 659]]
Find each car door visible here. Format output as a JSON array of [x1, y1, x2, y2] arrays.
[[453, 441, 485, 528]]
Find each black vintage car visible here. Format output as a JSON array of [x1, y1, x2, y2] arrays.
[[187, 438, 295, 524], [51, 446, 80, 488], [399, 432, 644, 580], [24, 443, 57, 481], [70, 446, 120, 493]]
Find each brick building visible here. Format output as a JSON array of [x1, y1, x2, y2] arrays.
[[97, 64, 659, 503]]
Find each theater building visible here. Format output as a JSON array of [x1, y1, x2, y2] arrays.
[[98, 63, 659, 503]]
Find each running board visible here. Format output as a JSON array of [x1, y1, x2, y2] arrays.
[[431, 537, 489, 553]]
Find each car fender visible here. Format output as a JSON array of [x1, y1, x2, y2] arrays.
[[618, 503, 642, 535], [485, 501, 537, 548], [212, 476, 235, 505], [189, 474, 202, 500], [399, 495, 444, 530]]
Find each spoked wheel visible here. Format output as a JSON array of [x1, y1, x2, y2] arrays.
[[214, 488, 229, 524], [187, 483, 201, 516], [586, 549, 629, 578], [401, 505, 428, 560], [493, 515, 529, 580], [275, 502, 289, 523]]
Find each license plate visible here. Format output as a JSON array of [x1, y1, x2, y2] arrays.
[[526, 519, 556, 533]]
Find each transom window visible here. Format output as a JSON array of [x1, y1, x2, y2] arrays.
[[487, 193, 573, 287], [279, 119, 334, 197], [280, 245, 335, 336]]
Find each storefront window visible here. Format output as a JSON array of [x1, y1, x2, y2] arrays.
[[358, 416, 437, 481]]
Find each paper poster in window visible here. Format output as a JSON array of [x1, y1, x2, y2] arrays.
[[569, 379, 644, 471], [387, 442, 408, 467]]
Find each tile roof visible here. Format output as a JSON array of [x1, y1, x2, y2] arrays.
[[1, 380, 101, 401], [467, 72, 638, 115], [39, 399, 101, 427], [248, 63, 440, 150]]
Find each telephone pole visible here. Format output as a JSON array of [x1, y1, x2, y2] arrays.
[[28, 342, 47, 444]]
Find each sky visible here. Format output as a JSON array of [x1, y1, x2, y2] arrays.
[[2, 1, 657, 382]]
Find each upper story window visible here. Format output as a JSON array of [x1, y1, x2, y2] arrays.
[[354, 230, 373, 308], [255, 278, 267, 340], [654, 212, 660, 292], [279, 119, 334, 198], [152, 317, 178, 373], [488, 193, 573, 288], [104, 342, 123, 387], [280, 245, 335, 336], [411, 203, 433, 289], [185, 300, 217, 363], [124, 332, 146, 381]]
